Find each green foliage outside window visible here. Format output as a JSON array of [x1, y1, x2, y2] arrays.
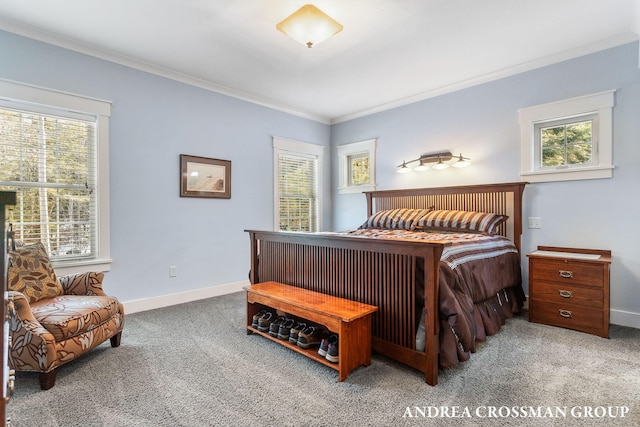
[[349, 154, 370, 186], [0, 108, 94, 258], [541, 120, 592, 168]]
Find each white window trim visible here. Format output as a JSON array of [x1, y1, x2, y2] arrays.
[[0, 78, 112, 274], [519, 91, 615, 183], [337, 139, 376, 194], [273, 137, 324, 232]]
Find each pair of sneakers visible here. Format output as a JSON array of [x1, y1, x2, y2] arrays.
[[252, 310, 274, 332], [269, 316, 296, 340], [318, 334, 339, 363], [296, 325, 328, 349], [288, 322, 307, 345]]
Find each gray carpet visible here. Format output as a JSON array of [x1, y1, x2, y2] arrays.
[[7, 291, 640, 427]]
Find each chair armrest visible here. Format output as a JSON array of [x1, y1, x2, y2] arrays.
[[7, 291, 58, 372], [8, 291, 48, 333], [59, 271, 107, 296]]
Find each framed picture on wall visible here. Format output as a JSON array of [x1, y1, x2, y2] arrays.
[[180, 154, 231, 199]]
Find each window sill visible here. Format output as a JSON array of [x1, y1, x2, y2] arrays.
[[338, 185, 376, 194], [521, 165, 614, 183], [52, 257, 113, 276]]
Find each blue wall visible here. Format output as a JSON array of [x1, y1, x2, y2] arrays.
[[2, 29, 639, 327], [0, 30, 331, 303], [331, 42, 640, 327]]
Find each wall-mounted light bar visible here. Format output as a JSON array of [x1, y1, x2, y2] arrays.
[[396, 151, 471, 173]]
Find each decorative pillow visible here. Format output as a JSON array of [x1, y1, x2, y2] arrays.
[[416, 210, 508, 235], [8, 242, 64, 303], [359, 208, 433, 231]]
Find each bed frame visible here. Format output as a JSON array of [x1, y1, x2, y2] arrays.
[[246, 182, 527, 385]]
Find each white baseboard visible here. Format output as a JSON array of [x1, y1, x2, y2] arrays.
[[123, 280, 249, 314], [610, 309, 640, 330]]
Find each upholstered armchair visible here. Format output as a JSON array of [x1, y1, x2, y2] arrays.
[[7, 242, 124, 390]]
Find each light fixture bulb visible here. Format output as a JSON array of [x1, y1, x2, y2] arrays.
[[431, 157, 449, 170], [414, 160, 429, 172], [396, 161, 411, 174], [452, 153, 471, 168], [276, 4, 343, 48]]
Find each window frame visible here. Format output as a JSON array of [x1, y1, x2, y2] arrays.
[[519, 91, 614, 183], [0, 79, 112, 274], [337, 139, 376, 194], [273, 136, 324, 232]]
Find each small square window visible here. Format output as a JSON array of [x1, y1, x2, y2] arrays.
[[338, 139, 376, 194]]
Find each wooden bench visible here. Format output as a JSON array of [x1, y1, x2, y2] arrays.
[[246, 281, 378, 381]]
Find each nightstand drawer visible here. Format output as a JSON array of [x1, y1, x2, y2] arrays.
[[531, 281, 603, 308], [529, 301, 604, 334], [531, 259, 604, 287]]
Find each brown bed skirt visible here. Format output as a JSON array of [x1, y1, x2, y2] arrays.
[[438, 285, 525, 369]]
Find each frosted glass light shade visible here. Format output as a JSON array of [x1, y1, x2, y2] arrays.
[[452, 153, 471, 168], [414, 160, 430, 172], [396, 161, 411, 173], [276, 4, 343, 48], [431, 159, 450, 170]]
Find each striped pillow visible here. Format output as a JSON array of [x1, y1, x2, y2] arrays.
[[416, 210, 507, 235], [359, 208, 432, 231]]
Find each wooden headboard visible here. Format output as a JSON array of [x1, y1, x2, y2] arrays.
[[364, 182, 527, 253]]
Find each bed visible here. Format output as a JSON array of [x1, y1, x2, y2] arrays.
[[246, 181, 527, 385]]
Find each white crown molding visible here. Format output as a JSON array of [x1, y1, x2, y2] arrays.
[[0, 18, 332, 124], [331, 32, 639, 124]]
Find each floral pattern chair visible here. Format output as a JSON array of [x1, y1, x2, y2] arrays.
[[7, 242, 124, 390]]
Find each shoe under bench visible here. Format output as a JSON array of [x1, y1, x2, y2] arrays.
[[245, 281, 378, 381]]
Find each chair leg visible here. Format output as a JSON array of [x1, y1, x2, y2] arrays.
[[110, 331, 122, 348], [39, 370, 57, 390]]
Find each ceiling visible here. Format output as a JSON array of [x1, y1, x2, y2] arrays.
[[0, 0, 638, 124]]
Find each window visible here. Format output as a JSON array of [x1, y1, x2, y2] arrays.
[[538, 116, 595, 169], [519, 91, 614, 183], [0, 80, 111, 272], [273, 137, 324, 232], [337, 139, 376, 194]]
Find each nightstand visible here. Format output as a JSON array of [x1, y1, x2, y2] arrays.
[[527, 246, 611, 338]]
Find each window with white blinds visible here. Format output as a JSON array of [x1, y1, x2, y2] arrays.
[[273, 137, 324, 232], [0, 80, 111, 270]]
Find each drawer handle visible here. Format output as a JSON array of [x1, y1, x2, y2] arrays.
[[558, 290, 573, 298], [559, 309, 573, 318], [558, 270, 573, 279]]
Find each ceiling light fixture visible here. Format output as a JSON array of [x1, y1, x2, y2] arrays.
[[396, 151, 471, 173], [276, 4, 344, 48]]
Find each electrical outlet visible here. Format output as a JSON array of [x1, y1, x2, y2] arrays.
[[527, 217, 542, 229], [169, 266, 178, 277]]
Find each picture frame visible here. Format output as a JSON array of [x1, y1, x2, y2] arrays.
[[180, 154, 231, 199]]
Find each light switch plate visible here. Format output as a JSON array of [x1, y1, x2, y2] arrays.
[[528, 217, 542, 229]]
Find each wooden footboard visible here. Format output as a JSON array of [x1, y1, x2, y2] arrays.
[[247, 230, 447, 385]]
